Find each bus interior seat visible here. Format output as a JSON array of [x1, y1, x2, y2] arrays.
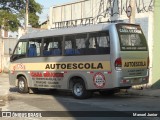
[[96, 47, 110, 54], [43, 50, 51, 56], [52, 49, 61, 55], [79, 48, 85, 55], [28, 44, 37, 57], [75, 49, 80, 55], [85, 48, 96, 55], [65, 49, 74, 55]]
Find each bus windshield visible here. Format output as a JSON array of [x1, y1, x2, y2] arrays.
[[116, 24, 148, 51]]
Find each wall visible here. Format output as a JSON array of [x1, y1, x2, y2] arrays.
[[152, 0, 160, 88], [40, 20, 49, 29], [0, 39, 3, 73], [0, 38, 18, 73], [50, 0, 153, 28]]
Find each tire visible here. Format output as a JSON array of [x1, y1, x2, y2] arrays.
[[72, 80, 92, 99], [18, 76, 29, 93]]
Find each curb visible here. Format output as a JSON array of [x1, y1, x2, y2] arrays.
[[126, 89, 160, 97]]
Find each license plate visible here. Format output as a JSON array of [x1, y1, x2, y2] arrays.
[[131, 78, 140, 84]]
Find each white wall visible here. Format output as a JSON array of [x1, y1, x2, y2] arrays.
[[0, 38, 18, 73], [0, 39, 3, 73]]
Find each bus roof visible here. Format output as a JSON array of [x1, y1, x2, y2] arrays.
[[20, 23, 138, 40]]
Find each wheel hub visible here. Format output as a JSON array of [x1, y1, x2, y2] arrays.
[[19, 80, 24, 91], [74, 83, 83, 96]]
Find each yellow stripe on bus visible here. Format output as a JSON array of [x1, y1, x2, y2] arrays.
[[10, 61, 111, 71]]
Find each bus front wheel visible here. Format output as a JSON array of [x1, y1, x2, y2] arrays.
[[72, 80, 92, 99], [18, 76, 29, 93]]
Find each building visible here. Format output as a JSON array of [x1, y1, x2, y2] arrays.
[[40, 20, 50, 29], [0, 37, 18, 73], [0, 31, 18, 73], [0, 29, 8, 38], [152, 0, 160, 88], [48, 0, 160, 87]]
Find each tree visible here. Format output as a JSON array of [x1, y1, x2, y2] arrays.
[[0, 0, 42, 32]]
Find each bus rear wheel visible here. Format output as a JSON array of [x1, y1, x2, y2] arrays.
[[72, 80, 92, 99], [18, 76, 29, 93]]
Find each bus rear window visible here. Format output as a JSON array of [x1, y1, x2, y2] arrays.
[[116, 24, 148, 51]]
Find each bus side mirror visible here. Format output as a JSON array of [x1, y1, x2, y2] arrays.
[[9, 48, 12, 55]]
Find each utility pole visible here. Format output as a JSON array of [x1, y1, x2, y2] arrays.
[[25, 0, 29, 32], [129, 0, 135, 23]]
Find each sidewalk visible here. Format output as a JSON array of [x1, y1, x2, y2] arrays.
[[127, 88, 160, 97], [0, 73, 160, 98], [0, 73, 10, 100]]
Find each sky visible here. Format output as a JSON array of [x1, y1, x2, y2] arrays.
[[35, 0, 75, 23]]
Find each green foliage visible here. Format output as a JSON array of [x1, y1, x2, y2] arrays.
[[29, 13, 40, 28], [0, 0, 42, 32], [0, 10, 19, 32]]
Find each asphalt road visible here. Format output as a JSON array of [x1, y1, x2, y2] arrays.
[[1, 88, 160, 120]]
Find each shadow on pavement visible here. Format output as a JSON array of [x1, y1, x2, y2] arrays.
[[9, 87, 141, 100]]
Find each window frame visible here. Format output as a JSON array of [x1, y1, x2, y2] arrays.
[[10, 40, 28, 61], [11, 30, 110, 61], [116, 24, 148, 51]]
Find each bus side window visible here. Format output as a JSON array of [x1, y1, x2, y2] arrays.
[[86, 33, 97, 55], [10, 41, 27, 61], [43, 37, 62, 56], [75, 34, 87, 55], [63, 32, 110, 56], [82, 32, 110, 55], [65, 35, 75, 55], [28, 39, 42, 57], [43, 41, 50, 56], [52, 37, 62, 56], [14, 42, 27, 55], [96, 32, 110, 54]]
